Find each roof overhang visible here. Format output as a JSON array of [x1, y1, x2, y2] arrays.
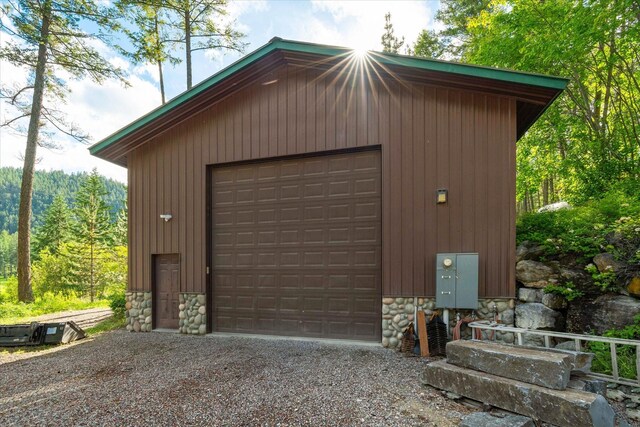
[[90, 37, 568, 167]]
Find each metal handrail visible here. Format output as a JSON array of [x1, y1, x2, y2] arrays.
[[468, 320, 640, 387]]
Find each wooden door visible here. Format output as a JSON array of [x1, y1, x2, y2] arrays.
[[154, 254, 180, 329]]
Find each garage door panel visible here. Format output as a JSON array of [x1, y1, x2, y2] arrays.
[[212, 151, 381, 341]]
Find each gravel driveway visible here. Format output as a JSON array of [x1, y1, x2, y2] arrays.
[[0, 330, 472, 426]]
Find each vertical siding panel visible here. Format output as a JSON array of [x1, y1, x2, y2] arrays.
[[278, 72, 287, 156], [379, 81, 391, 295], [128, 157, 135, 289], [424, 86, 438, 296], [178, 132, 187, 291], [508, 99, 517, 297], [306, 69, 316, 153], [194, 127, 204, 294], [401, 85, 413, 296], [236, 96, 245, 161], [460, 93, 475, 253], [388, 81, 402, 294], [187, 131, 195, 292], [296, 69, 306, 154], [346, 76, 357, 148], [335, 76, 347, 148], [142, 144, 150, 291], [356, 71, 367, 147], [251, 88, 260, 159], [287, 67, 297, 155], [474, 95, 489, 297], [413, 86, 425, 296], [259, 85, 269, 158], [217, 107, 225, 163], [157, 142, 165, 253], [150, 143, 157, 258], [316, 74, 326, 151], [209, 106, 217, 164], [449, 90, 462, 252], [487, 97, 501, 297], [435, 88, 450, 254], [367, 79, 378, 147], [268, 80, 278, 157], [226, 104, 234, 163], [325, 77, 336, 150]]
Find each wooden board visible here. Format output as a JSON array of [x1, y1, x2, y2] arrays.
[[417, 310, 430, 357]]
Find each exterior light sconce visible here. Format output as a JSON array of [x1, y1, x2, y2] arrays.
[[436, 189, 448, 204], [160, 214, 173, 222]]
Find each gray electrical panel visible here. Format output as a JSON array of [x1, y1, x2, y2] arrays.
[[436, 253, 479, 309]]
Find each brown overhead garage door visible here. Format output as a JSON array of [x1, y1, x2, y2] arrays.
[[211, 150, 382, 341]]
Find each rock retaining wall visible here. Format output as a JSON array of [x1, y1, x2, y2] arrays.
[[382, 297, 515, 348], [179, 293, 206, 335], [125, 291, 152, 332], [606, 383, 640, 423]]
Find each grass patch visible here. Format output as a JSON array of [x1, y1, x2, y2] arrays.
[[0, 294, 109, 324], [84, 315, 126, 336]]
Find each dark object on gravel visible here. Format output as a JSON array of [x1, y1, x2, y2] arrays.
[[426, 316, 448, 356], [0, 321, 85, 347]]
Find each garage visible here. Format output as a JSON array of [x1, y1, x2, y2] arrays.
[[89, 38, 566, 344], [211, 150, 382, 340]]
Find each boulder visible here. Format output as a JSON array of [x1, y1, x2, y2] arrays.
[[516, 241, 546, 263], [516, 260, 555, 288], [568, 294, 640, 335], [446, 341, 573, 390], [593, 253, 624, 274], [542, 293, 568, 310], [627, 277, 640, 298], [422, 361, 615, 427], [518, 288, 543, 303], [460, 412, 534, 427], [537, 201, 571, 212], [515, 303, 564, 330]]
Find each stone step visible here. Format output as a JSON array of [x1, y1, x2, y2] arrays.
[[446, 340, 592, 389], [422, 360, 615, 427]]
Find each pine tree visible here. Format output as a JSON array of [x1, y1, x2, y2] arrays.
[[73, 169, 113, 302], [381, 12, 404, 54], [33, 193, 70, 257], [0, 0, 126, 302], [113, 204, 128, 247]]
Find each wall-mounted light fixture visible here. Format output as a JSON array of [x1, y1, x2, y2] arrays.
[[436, 189, 448, 204], [160, 214, 173, 222]]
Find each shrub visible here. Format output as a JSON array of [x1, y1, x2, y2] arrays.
[[543, 282, 584, 301], [108, 292, 126, 317], [0, 277, 18, 303], [588, 314, 640, 380]]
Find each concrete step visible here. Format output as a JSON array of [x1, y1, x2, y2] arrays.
[[446, 340, 591, 389], [422, 360, 615, 427]]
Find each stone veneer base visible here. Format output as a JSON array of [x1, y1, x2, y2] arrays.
[[179, 293, 206, 335], [125, 292, 152, 332], [382, 297, 516, 348]]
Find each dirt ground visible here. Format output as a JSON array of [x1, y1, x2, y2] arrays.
[[0, 330, 473, 426]]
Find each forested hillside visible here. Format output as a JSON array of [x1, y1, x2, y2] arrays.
[[0, 167, 126, 233]]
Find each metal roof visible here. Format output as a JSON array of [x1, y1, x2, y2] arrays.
[[89, 37, 568, 158]]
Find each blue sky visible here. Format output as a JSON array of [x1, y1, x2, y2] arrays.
[[0, 1, 440, 183]]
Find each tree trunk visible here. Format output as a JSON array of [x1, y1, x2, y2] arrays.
[[185, 9, 192, 89], [90, 240, 94, 302], [17, 3, 51, 302], [543, 178, 549, 206], [154, 15, 166, 104]]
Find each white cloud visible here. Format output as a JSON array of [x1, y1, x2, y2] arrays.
[[306, 1, 435, 51]]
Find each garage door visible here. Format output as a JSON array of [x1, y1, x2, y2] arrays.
[[211, 150, 381, 341]]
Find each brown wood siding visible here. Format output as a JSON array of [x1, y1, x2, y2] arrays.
[[127, 64, 517, 298]]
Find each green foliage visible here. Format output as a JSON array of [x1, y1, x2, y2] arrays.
[[84, 314, 126, 336], [0, 231, 18, 278], [516, 192, 640, 263], [381, 12, 405, 54], [108, 292, 126, 318], [32, 193, 71, 258], [32, 243, 127, 301], [543, 282, 583, 302], [585, 264, 618, 293], [0, 167, 126, 234], [0, 277, 18, 303], [0, 293, 109, 324], [588, 315, 640, 380]]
